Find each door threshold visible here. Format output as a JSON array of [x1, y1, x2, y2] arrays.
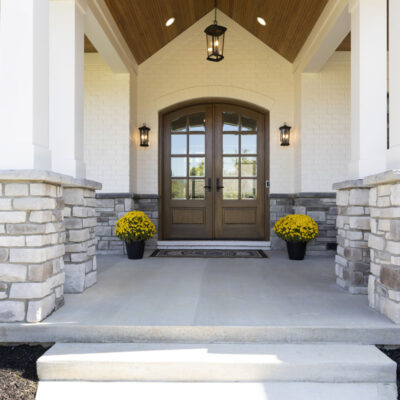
[[157, 240, 271, 250]]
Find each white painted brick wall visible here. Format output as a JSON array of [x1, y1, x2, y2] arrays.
[[300, 52, 351, 192], [84, 54, 130, 193], [83, 11, 350, 195], [137, 11, 295, 194]]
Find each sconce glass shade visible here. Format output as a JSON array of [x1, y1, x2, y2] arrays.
[[139, 125, 150, 147], [205, 23, 226, 62], [279, 124, 291, 146]]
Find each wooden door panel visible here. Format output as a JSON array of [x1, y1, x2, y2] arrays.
[[162, 105, 213, 239], [214, 104, 265, 240], [162, 102, 268, 241]]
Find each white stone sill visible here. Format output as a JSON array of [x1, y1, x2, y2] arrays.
[[0, 169, 102, 190]]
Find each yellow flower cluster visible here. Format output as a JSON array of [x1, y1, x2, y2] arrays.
[[115, 211, 156, 242], [273, 214, 318, 243]]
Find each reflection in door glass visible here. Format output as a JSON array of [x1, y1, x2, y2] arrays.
[[189, 113, 206, 132], [223, 179, 239, 199], [223, 157, 239, 177], [241, 179, 257, 199], [222, 112, 239, 131], [189, 158, 205, 177], [189, 135, 205, 154], [241, 115, 257, 131], [171, 157, 187, 177], [223, 134, 239, 154], [241, 134, 257, 154], [171, 179, 187, 200], [241, 157, 257, 177], [171, 116, 186, 132], [189, 179, 205, 199], [171, 134, 187, 154]]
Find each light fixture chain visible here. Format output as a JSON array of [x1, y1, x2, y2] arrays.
[[214, 0, 217, 24]]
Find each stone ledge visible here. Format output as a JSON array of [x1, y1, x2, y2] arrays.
[[270, 192, 336, 199], [0, 170, 102, 190], [364, 169, 400, 186], [333, 179, 370, 191], [96, 193, 133, 199]]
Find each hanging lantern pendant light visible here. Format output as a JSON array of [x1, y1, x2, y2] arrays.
[[204, 0, 227, 62]]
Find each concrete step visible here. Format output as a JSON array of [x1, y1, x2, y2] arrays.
[[157, 240, 271, 250], [35, 381, 398, 400], [37, 343, 396, 383]]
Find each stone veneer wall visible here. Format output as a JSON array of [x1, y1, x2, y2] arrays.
[[270, 193, 337, 255], [96, 194, 159, 254], [333, 181, 371, 294], [63, 187, 98, 293], [0, 171, 100, 323], [365, 171, 400, 323]]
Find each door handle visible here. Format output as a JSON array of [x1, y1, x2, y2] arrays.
[[216, 178, 224, 191], [204, 178, 212, 192]]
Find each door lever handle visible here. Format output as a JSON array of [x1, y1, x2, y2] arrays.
[[216, 178, 224, 191], [204, 178, 212, 192]]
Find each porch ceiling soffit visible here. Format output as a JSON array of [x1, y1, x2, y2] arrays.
[[86, 0, 138, 75], [293, 0, 350, 74], [104, 0, 329, 65]]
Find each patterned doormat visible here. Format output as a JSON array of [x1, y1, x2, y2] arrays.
[[150, 249, 268, 258]]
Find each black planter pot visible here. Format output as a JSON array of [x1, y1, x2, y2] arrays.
[[286, 241, 307, 260], [125, 240, 145, 260]]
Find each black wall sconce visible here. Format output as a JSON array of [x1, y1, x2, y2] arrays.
[[139, 124, 150, 147], [279, 123, 291, 146]]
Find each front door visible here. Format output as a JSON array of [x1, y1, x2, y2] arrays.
[[162, 103, 267, 240]]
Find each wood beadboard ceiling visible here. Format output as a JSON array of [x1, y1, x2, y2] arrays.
[[104, 0, 329, 64]]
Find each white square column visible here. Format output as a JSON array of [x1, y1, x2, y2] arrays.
[[387, 0, 400, 169], [49, 0, 86, 178], [0, 0, 51, 170], [349, 0, 387, 178]]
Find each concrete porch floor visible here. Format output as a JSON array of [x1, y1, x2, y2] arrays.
[[1, 251, 400, 344]]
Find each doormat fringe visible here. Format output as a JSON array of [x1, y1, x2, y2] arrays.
[[150, 249, 268, 258]]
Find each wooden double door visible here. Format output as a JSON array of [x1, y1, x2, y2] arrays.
[[161, 103, 268, 240]]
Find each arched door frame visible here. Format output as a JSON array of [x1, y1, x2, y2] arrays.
[[158, 98, 270, 241]]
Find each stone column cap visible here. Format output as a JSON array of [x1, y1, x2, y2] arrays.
[[0, 169, 102, 190], [332, 179, 371, 190], [363, 169, 400, 186]]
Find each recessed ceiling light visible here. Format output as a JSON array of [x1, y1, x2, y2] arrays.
[[166, 17, 175, 27], [257, 17, 266, 26]]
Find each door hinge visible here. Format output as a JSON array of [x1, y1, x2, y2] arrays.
[[266, 180, 270, 188]]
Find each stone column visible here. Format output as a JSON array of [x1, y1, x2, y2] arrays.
[[333, 180, 371, 294], [0, 172, 65, 323], [63, 181, 101, 293], [365, 171, 400, 323], [387, 0, 400, 169], [49, 0, 86, 178], [349, 0, 387, 178], [0, 0, 51, 170]]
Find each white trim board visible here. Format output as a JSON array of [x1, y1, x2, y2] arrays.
[[157, 241, 271, 250]]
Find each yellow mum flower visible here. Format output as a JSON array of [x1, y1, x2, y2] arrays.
[[273, 214, 318, 243], [115, 211, 156, 242]]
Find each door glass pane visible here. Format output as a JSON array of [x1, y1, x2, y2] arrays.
[[171, 179, 187, 200], [222, 112, 239, 131], [241, 157, 257, 177], [171, 134, 187, 155], [171, 157, 187, 177], [189, 157, 205, 177], [241, 179, 257, 199], [171, 116, 186, 132], [241, 134, 257, 154], [223, 179, 239, 199], [223, 157, 239, 177], [223, 134, 239, 154], [241, 115, 257, 131], [189, 135, 205, 154], [189, 113, 205, 132], [189, 179, 205, 199]]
